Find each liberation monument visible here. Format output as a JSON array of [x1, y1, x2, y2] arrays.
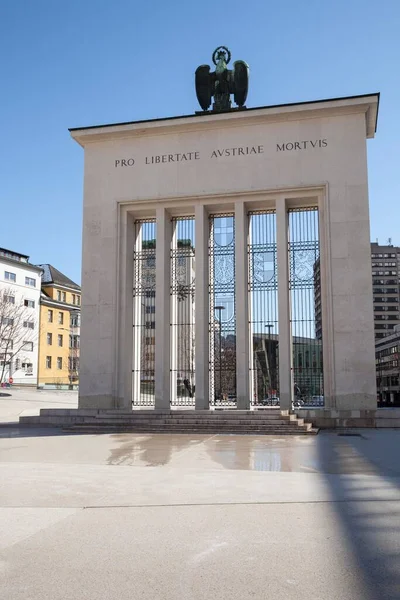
[[23, 47, 381, 430]]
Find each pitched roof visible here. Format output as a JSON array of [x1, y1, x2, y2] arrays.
[[37, 264, 81, 291]]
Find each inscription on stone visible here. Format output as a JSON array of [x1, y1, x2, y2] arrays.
[[115, 159, 135, 167], [145, 152, 200, 164], [114, 140, 327, 167], [276, 139, 327, 152], [210, 145, 263, 158]]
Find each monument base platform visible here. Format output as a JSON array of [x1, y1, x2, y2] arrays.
[[19, 409, 318, 435]]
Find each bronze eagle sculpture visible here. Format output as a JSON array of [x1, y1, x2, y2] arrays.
[[195, 46, 249, 112]]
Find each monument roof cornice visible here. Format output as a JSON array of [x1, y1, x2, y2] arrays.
[[70, 93, 379, 147]]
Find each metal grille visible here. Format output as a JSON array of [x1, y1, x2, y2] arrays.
[[209, 214, 237, 406], [288, 208, 324, 408], [132, 219, 156, 407], [248, 211, 279, 406], [170, 217, 196, 407]]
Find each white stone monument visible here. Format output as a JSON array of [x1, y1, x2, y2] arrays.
[[70, 92, 379, 425]]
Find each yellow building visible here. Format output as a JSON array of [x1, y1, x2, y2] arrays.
[[37, 265, 81, 389]]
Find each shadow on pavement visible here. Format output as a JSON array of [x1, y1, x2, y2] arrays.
[[317, 432, 400, 600]]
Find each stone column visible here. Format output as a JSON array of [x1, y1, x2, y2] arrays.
[[114, 207, 135, 409], [155, 207, 171, 409], [235, 201, 250, 410], [170, 221, 178, 405], [132, 220, 143, 406], [276, 197, 293, 411], [195, 204, 210, 410], [318, 192, 335, 409]]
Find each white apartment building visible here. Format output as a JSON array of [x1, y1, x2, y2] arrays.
[[0, 248, 42, 385]]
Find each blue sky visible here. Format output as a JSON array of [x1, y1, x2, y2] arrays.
[[1, 0, 399, 284]]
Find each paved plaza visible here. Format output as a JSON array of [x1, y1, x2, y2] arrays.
[[0, 387, 78, 424], [0, 392, 399, 599]]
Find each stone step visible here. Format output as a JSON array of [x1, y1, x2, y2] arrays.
[[91, 417, 292, 424], [20, 416, 305, 428], [63, 425, 317, 435], [59, 421, 306, 429], [37, 408, 283, 416], [19, 411, 316, 434], [61, 421, 308, 430]]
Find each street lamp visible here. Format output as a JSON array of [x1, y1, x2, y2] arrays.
[[215, 306, 225, 401]]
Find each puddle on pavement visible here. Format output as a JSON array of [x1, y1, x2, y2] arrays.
[[107, 434, 202, 467], [205, 436, 319, 472], [107, 433, 320, 472], [106, 433, 384, 475]]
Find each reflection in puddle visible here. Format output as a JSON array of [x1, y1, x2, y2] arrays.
[[106, 432, 350, 473], [207, 438, 301, 472], [206, 436, 324, 472], [251, 449, 282, 472], [107, 434, 201, 467]]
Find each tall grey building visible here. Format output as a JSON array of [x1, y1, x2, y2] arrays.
[[371, 242, 400, 340]]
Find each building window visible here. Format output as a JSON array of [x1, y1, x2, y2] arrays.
[[57, 290, 61, 301], [62, 292, 66, 302], [58, 312, 64, 325], [23, 341, 33, 351], [145, 321, 155, 329], [15, 359, 20, 370], [69, 357, 80, 372], [47, 333, 53, 345], [23, 321, 34, 329], [24, 299, 35, 308], [5, 271, 16, 282], [48, 310, 53, 323], [145, 306, 156, 314], [46, 356, 52, 369], [77, 296, 81, 306], [72, 294, 76, 304], [57, 357, 62, 370], [70, 313, 80, 327], [22, 362, 33, 373], [25, 277, 36, 287], [145, 337, 155, 345], [2, 317, 14, 326], [1, 339, 13, 350], [58, 334, 63, 347], [69, 335, 80, 349], [4, 295, 15, 304]]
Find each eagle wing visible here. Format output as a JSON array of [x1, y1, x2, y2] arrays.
[[195, 65, 214, 111], [232, 60, 249, 107]]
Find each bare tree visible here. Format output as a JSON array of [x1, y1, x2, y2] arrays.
[[0, 287, 37, 383]]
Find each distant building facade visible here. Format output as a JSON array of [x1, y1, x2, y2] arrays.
[[0, 247, 41, 385], [371, 242, 400, 340], [376, 325, 400, 406], [37, 265, 81, 389]]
